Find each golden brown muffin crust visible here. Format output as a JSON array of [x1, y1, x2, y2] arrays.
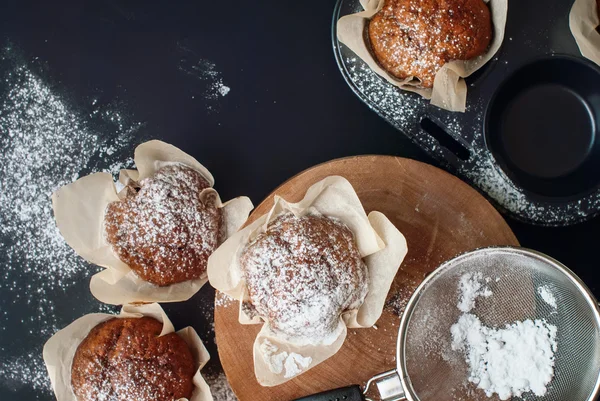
[[71, 317, 195, 401], [368, 0, 493, 88], [104, 164, 222, 286], [240, 212, 369, 341]]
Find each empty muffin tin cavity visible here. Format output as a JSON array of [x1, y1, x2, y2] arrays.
[[485, 56, 600, 199]]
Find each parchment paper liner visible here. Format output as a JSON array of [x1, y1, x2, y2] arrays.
[[208, 176, 408, 386], [570, 0, 600, 65], [52, 140, 254, 305], [42, 303, 213, 401], [337, 0, 508, 112]]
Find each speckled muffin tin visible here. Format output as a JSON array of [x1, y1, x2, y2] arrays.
[[332, 0, 600, 226]]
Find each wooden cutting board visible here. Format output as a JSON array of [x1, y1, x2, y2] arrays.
[[214, 156, 519, 400]]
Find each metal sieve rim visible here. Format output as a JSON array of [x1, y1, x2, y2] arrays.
[[394, 246, 600, 401]]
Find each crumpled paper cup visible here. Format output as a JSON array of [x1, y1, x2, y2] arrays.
[[337, 0, 508, 112], [42, 303, 213, 401], [208, 176, 408, 386], [570, 0, 600, 65], [52, 140, 254, 305]]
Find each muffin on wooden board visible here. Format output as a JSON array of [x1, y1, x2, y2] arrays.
[[208, 176, 408, 386], [241, 212, 369, 342], [71, 317, 195, 401], [368, 0, 492, 88], [104, 164, 222, 286]]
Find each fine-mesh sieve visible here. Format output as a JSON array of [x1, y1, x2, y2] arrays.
[[296, 247, 600, 401]]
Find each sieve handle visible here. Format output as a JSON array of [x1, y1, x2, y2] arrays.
[[291, 370, 405, 401], [292, 385, 365, 401]]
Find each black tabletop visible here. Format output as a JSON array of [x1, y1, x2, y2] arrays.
[[1, 1, 598, 400]]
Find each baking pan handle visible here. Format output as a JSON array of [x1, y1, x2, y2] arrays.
[[292, 385, 365, 401], [292, 369, 405, 401]]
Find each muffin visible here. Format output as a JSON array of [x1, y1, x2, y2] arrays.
[[70, 317, 196, 401], [368, 0, 493, 88], [240, 212, 369, 341], [104, 164, 222, 286]]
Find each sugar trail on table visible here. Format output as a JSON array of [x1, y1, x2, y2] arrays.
[[177, 42, 230, 111], [205, 373, 238, 401], [450, 272, 558, 400], [0, 49, 139, 395]]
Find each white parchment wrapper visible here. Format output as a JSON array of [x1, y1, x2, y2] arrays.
[[208, 176, 408, 386], [570, 0, 600, 65], [337, 0, 508, 112], [42, 303, 213, 401], [52, 140, 254, 305]]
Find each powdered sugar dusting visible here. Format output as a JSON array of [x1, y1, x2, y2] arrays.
[[345, 56, 426, 131], [104, 164, 221, 286], [369, 0, 491, 87], [241, 212, 369, 344], [177, 43, 231, 111], [0, 48, 138, 393], [205, 373, 237, 401], [259, 340, 313, 379], [215, 291, 235, 308]]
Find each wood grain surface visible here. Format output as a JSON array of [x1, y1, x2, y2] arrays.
[[214, 156, 519, 401]]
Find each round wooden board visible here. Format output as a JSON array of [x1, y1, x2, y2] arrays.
[[215, 156, 519, 401]]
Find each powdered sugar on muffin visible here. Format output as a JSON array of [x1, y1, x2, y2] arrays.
[[368, 0, 492, 88], [104, 164, 222, 286], [240, 212, 369, 343]]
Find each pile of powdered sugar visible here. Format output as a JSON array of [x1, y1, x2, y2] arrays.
[[538, 285, 557, 309], [259, 340, 313, 379], [457, 272, 492, 313], [450, 272, 558, 400]]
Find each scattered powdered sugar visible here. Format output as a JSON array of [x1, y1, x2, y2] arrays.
[[538, 285, 557, 309], [385, 275, 421, 316], [259, 340, 313, 379], [0, 48, 138, 394], [0, 353, 52, 393], [345, 56, 426, 132], [215, 291, 235, 308], [451, 272, 558, 400], [204, 373, 238, 401], [177, 43, 231, 111], [457, 272, 492, 313]]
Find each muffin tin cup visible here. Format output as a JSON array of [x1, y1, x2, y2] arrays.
[[333, 0, 600, 225]]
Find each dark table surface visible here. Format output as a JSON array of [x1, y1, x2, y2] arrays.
[[0, 1, 598, 400]]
